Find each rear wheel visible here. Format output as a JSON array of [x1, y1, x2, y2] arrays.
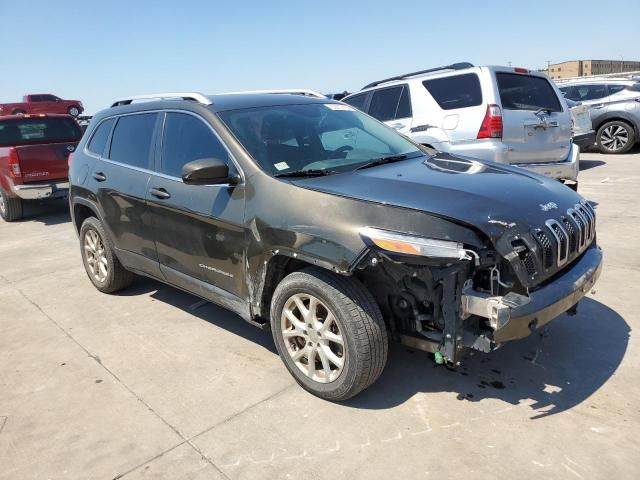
[[68, 106, 80, 117], [596, 120, 635, 154], [80, 217, 134, 293], [0, 188, 23, 222], [12, 109, 25, 115], [270, 267, 388, 401]]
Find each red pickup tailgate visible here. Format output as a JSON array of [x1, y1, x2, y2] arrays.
[[0, 115, 81, 185], [14, 142, 77, 183]]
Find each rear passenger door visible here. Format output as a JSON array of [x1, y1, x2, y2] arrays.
[[367, 85, 413, 136], [91, 112, 161, 276], [564, 84, 610, 125], [147, 111, 246, 299]]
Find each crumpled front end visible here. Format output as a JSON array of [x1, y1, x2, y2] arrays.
[[353, 199, 602, 366]]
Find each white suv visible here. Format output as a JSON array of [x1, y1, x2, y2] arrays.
[[343, 63, 579, 188]]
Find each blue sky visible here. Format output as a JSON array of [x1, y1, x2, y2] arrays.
[[1, 0, 639, 114]]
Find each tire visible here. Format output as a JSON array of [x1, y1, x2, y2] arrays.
[[67, 106, 80, 117], [0, 188, 23, 222], [12, 109, 26, 115], [596, 120, 636, 154], [79, 217, 134, 293], [270, 267, 388, 401]]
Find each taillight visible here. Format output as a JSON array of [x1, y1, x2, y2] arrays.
[[8, 147, 21, 178], [67, 152, 74, 168], [477, 104, 503, 139]]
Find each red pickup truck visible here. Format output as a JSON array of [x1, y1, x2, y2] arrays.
[[0, 94, 84, 118], [0, 114, 82, 222]]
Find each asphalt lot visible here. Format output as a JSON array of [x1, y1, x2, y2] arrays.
[[1, 149, 639, 480]]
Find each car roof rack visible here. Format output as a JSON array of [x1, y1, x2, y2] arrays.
[[362, 62, 474, 89], [110, 92, 212, 108], [219, 89, 326, 98]]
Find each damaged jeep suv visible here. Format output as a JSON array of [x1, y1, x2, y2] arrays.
[[69, 92, 602, 401]]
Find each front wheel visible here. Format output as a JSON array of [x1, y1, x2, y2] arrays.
[[68, 106, 80, 117], [596, 120, 635, 154], [270, 267, 388, 401]]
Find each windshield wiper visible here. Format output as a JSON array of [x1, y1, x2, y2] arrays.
[[355, 154, 409, 171], [274, 169, 333, 178]]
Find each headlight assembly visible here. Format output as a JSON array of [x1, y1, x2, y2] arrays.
[[360, 227, 473, 261]]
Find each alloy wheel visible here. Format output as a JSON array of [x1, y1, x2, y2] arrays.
[[69, 107, 80, 117], [280, 293, 346, 383], [0, 193, 6, 216], [84, 229, 108, 282], [600, 125, 629, 152]]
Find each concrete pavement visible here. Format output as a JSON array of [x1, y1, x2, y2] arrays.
[[1, 150, 638, 479]]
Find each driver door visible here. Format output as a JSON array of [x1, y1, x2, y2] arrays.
[[147, 112, 247, 299]]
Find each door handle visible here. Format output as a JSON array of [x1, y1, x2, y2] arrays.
[[149, 187, 171, 199], [390, 122, 404, 129], [592, 104, 605, 109], [92, 172, 106, 182]]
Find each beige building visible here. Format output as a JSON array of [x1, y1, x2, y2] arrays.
[[545, 60, 640, 79]]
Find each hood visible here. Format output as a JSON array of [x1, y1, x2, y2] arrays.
[[293, 153, 585, 242]]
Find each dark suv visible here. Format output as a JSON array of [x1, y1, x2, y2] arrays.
[[69, 92, 603, 401]]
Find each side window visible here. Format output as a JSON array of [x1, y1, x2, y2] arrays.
[[87, 118, 115, 156], [368, 86, 403, 121], [161, 113, 230, 178], [607, 85, 626, 95], [574, 85, 607, 101], [562, 86, 579, 101], [396, 86, 412, 119], [423, 73, 482, 110], [342, 93, 368, 112], [108, 113, 158, 169]]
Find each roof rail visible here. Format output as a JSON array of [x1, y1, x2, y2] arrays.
[[220, 89, 326, 98], [362, 62, 474, 89], [110, 92, 212, 108]]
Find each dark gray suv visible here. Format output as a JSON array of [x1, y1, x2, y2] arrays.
[[559, 80, 640, 154], [68, 92, 602, 400]]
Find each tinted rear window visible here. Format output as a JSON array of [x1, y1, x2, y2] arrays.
[[87, 118, 115, 156], [0, 117, 81, 147], [496, 73, 562, 112], [108, 113, 157, 168], [423, 73, 482, 110]]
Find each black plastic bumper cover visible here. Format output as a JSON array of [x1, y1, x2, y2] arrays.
[[493, 246, 603, 343], [573, 131, 596, 150]]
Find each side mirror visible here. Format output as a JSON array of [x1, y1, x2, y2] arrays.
[[181, 158, 237, 185]]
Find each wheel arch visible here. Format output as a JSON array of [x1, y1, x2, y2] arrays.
[[253, 250, 359, 323], [595, 113, 640, 136]]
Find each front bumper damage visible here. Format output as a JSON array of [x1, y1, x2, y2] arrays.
[[461, 246, 602, 347]]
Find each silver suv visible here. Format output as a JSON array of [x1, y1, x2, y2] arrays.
[[343, 63, 578, 188], [558, 79, 640, 154]]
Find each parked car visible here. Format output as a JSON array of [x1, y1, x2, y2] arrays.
[[0, 94, 84, 118], [565, 98, 595, 151], [342, 63, 579, 189], [0, 114, 81, 221], [69, 92, 602, 400], [557, 79, 640, 154]]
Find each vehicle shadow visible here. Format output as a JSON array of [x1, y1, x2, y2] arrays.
[[18, 198, 70, 226], [117, 278, 628, 420], [580, 159, 606, 171], [348, 297, 628, 419], [119, 277, 277, 354]]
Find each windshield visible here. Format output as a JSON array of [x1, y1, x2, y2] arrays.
[[218, 103, 422, 175], [0, 117, 82, 147]]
